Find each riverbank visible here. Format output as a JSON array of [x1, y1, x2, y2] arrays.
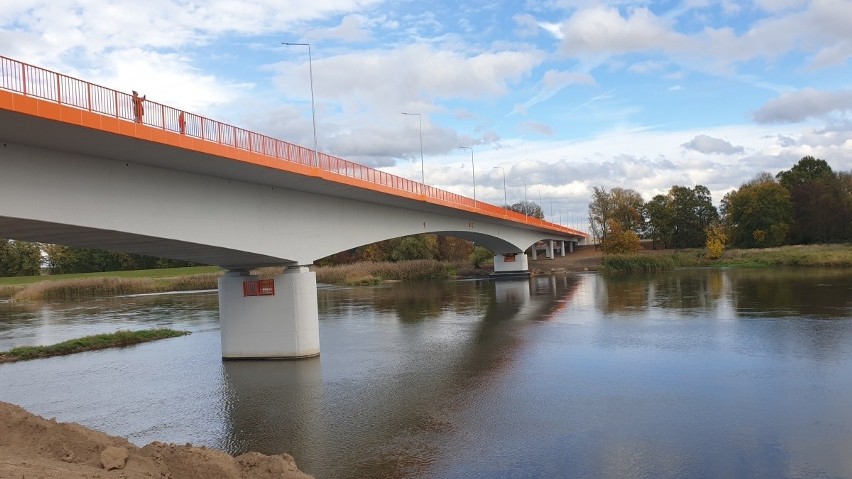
[[0, 329, 190, 364], [0, 401, 313, 478], [529, 243, 852, 273], [1, 244, 849, 299]]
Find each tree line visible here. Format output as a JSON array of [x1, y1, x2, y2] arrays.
[[0, 242, 196, 277], [589, 156, 852, 255]]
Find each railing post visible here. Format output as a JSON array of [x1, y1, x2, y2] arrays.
[[21, 63, 27, 95]]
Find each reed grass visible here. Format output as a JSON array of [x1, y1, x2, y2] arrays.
[[13, 273, 220, 301], [0, 328, 190, 363], [0, 265, 221, 287], [0, 284, 23, 299]]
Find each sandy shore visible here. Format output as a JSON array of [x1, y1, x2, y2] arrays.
[[0, 401, 313, 479]]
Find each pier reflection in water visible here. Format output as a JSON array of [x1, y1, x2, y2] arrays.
[[0, 270, 851, 478], [221, 277, 581, 478]]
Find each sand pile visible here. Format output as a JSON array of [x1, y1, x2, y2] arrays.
[[0, 401, 313, 478]]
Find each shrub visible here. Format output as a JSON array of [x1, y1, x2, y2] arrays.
[[602, 254, 676, 273], [705, 223, 727, 260], [469, 246, 493, 268]]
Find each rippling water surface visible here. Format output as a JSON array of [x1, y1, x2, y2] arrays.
[[1, 269, 852, 478]]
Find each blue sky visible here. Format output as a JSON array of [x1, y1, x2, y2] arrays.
[[2, 0, 851, 230]]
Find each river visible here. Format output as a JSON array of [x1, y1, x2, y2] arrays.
[[1, 268, 852, 478]]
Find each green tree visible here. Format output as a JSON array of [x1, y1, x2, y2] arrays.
[[776, 157, 851, 244], [776, 156, 833, 190], [611, 187, 645, 233], [43, 245, 195, 274], [390, 236, 436, 261], [643, 194, 673, 249], [668, 185, 719, 248], [0, 240, 42, 277], [589, 186, 644, 245], [721, 173, 793, 248], [508, 200, 544, 219], [469, 245, 493, 268]]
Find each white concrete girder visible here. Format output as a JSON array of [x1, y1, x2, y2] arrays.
[[0, 142, 583, 267]]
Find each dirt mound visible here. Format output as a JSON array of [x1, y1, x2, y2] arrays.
[[0, 401, 313, 478]]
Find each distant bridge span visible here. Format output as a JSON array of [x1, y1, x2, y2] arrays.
[[0, 56, 588, 359]]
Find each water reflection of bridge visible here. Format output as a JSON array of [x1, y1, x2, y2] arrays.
[[220, 276, 583, 478]]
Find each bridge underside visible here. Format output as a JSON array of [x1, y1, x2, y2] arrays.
[[0, 216, 294, 269]]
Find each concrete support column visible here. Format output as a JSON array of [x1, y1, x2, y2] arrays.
[[560, 240, 566, 257], [569, 241, 574, 253], [546, 240, 554, 259], [530, 245, 538, 260], [218, 267, 320, 359], [493, 253, 529, 275]]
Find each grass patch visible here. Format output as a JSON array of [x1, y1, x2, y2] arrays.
[[0, 328, 190, 363]]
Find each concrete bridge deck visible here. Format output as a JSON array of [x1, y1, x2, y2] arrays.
[[0, 55, 588, 359]]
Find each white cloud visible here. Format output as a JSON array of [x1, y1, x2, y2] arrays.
[[628, 60, 667, 74], [550, 0, 852, 74], [275, 43, 543, 116], [559, 7, 677, 56], [519, 121, 554, 136], [754, 88, 852, 123], [512, 14, 540, 37], [307, 14, 372, 42], [681, 135, 745, 154]]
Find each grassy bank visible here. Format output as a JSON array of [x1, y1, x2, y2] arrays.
[[0, 328, 190, 363], [601, 244, 852, 272], [314, 259, 467, 285], [717, 244, 852, 267]]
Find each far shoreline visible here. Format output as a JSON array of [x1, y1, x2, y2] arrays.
[[1, 244, 850, 301]]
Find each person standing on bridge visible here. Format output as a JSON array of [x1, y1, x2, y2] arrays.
[[178, 111, 186, 134], [132, 90, 145, 124]]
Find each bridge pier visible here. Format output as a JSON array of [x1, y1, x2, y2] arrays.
[[218, 267, 320, 359], [492, 253, 530, 276]]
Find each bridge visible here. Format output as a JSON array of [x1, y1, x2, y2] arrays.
[[0, 55, 588, 359]]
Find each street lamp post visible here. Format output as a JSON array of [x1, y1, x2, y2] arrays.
[[401, 112, 424, 184], [493, 167, 507, 207], [282, 42, 318, 167], [459, 146, 475, 202]]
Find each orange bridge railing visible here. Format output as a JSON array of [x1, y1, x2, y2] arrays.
[[0, 55, 586, 237]]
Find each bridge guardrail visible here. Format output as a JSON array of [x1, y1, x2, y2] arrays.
[[0, 55, 586, 238]]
